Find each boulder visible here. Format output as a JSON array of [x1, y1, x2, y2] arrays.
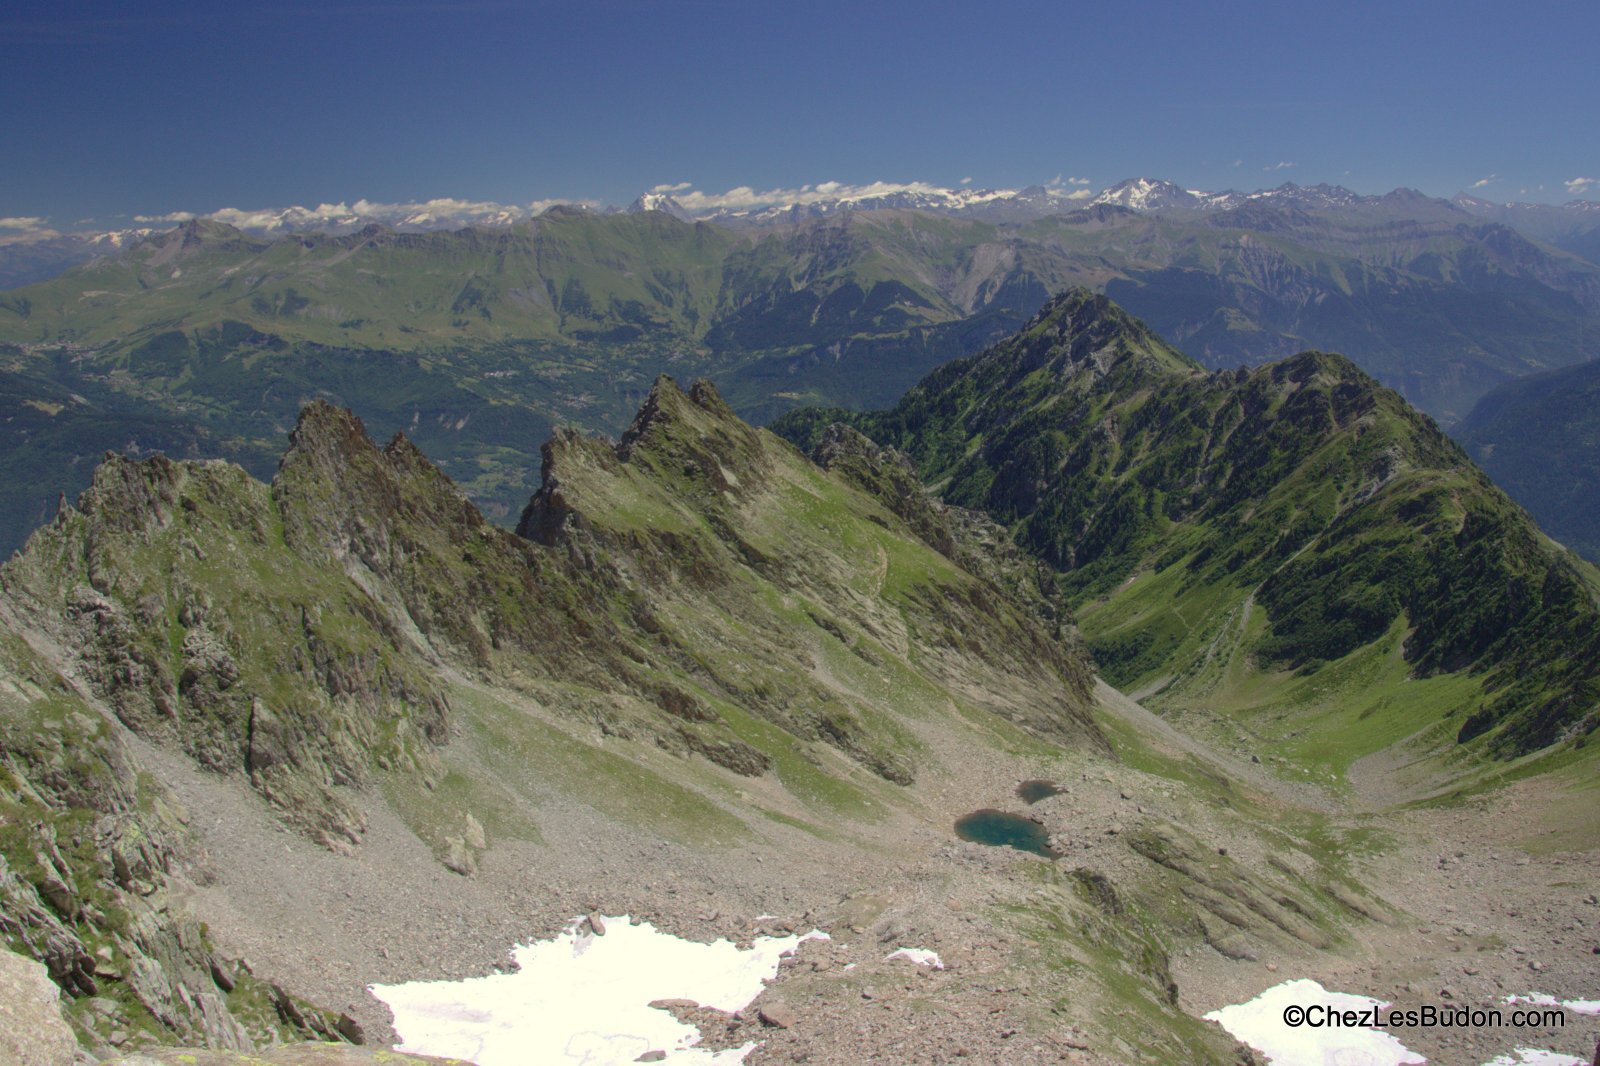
[[757, 1002, 797, 1029], [0, 948, 78, 1066]]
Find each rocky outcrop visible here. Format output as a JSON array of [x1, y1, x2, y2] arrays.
[[515, 375, 1106, 763], [2, 441, 451, 849], [0, 624, 350, 1055], [809, 424, 957, 556]]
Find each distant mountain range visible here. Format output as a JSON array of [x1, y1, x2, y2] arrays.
[[626, 181, 1098, 225], [0, 228, 157, 290], [8, 177, 1599, 288], [1454, 356, 1600, 564], [1451, 192, 1600, 264], [3, 185, 1600, 553]]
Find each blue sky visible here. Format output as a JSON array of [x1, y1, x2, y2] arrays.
[[3, 0, 1597, 229]]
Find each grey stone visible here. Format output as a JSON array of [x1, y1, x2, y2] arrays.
[[648, 998, 699, 1010], [210, 957, 237, 992], [0, 948, 78, 1066], [441, 837, 476, 876], [758, 1003, 797, 1028], [194, 990, 254, 1052], [335, 1012, 366, 1044]]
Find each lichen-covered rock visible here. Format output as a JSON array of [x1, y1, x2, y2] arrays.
[[0, 947, 77, 1066]]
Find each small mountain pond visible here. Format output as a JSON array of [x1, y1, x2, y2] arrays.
[[953, 809, 1059, 858], [1015, 779, 1063, 803]]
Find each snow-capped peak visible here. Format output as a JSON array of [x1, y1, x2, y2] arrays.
[[1089, 177, 1211, 212]]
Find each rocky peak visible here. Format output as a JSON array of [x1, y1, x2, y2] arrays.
[[1264, 348, 1372, 388], [520, 376, 773, 551], [137, 218, 263, 262], [616, 375, 770, 494], [1011, 289, 1200, 383], [274, 402, 483, 564], [72, 452, 186, 538], [618, 374, 702, 452], [1089, 177, 1203, 212], [280, 401, 377, 480], [514, 428, 614, 545], [627, 193, 694, 221]]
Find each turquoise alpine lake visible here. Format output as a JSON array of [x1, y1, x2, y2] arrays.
[[954, 809, 1059, 858]]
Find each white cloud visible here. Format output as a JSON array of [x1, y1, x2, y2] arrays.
[[666, 179, 947, 212], [125, 197, 598, 232], [355, 197, 535, 226], [1263, 161, 1297, 171], [112, 176, 1115, 236], [1565, 176, 1597, 196], [0, 216, 49, 231], [1469, 174, 1499, 189], [1232, 159, 1243, 168]]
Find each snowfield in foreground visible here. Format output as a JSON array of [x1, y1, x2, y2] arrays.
[[371, 915, 828, 1065], [1206, 979, 1592, 1066], [1204, 978, 1425, 1066]]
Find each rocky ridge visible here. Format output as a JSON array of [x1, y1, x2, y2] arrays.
[[0, 377, 1110, 1056]]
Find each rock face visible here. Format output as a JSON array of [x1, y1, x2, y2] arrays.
[[0, 612, 350, 1055], [0, 948, 77, 1066]]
